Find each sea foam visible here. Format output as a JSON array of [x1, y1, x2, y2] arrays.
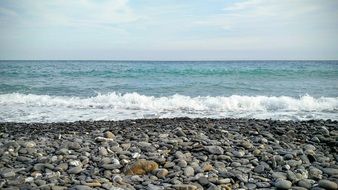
[[0, 92, 337, 122]]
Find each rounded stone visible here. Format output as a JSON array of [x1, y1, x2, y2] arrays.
[[99, 147, 108, 156], [233, 150, 245, 157], [104, 131, 115, 139], [297, 179, 312, 189], [198, 176, 209, 186], [246, 183, 257, 190], [25, 141, 36, 148], [131, 175, 144, 182], [177, 160, 187, 168], [241, 141, 253, 149], [272, 172, 288, 180], [184, 166, 195, 177], [205, 146, 224, 155], [254, 165, 265, 173], [1, 170, 16, 178], [202, 163, 213, 172], [156, 169, 169, 179], [68, 166, 83, 174], [112, 175, 123, 184], [274, 179, 292, 189], [318, 180, 338, 190]]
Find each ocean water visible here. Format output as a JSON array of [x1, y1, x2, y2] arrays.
[[0, 60, 337, 122]]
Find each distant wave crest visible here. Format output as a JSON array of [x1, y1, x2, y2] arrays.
[[0, 92, 337, 122]]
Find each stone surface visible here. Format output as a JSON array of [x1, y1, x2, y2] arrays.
[[318, 180, 338, 190], [125, 159, 158, 175], [104, 131, 115, 139], [156, 169, 168, 179], [274, 179, 292, 189], [205, 146, 224, 155], [0, 118, 337, 190], [184, 166, 195, 177]]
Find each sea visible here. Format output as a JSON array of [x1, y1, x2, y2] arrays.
[[0, 60, 337, 122]]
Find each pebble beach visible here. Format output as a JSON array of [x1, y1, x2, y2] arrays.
[[0, 118, 337, 190]]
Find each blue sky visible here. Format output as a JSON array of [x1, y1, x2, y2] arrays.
[[0, 0, 337, 60]]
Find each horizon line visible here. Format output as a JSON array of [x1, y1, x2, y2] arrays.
[[1, 59, 338, 62]]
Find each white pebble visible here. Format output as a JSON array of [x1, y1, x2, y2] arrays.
[[25, 177, 34, 183], [132, 152, 141, 159]]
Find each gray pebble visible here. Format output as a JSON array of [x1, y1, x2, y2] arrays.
[[274, 179, 292, 189], [205, 146, 224, 155], [318, 179, 338, 190], [68, 166, 82, 174], [184, 166, 195, 177]]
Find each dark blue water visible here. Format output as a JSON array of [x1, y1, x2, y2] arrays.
[[0, 60, 337, 122]]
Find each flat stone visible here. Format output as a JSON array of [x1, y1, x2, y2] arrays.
[[287, 170, 298, 182], [74, 185, 92, 190], [233, 150, 245, 157], [172, 184, 198, 190], [148, 184, 164, 190], [254, 165, 265, 173], [272, 172, 288, 180], [217, 178, 231, 184], [24, 141, 36, 148], [125, 159, 159, 175], [256, 182, 271, 188], [51, 186, 67, 190], [318, 180, 338, 190], [164, 162, 175, 168], [287, 160, 302, 167], [322, 168, 338, 176], [274, 179, 292, 189], [1, 170, 16, 178], [25, 177, 34, 183], [68, 166, 83, 174], [198, 176, 209, 186], [205, 146, 224, 155], [298, 179, 312, 189], [35, 179, 47, 186], [246, 183, 257, 190], [33, 163, 45, 171], [68, 142, 81, 150], [84, 181, 101, 187], [102, 164, 121, 170]]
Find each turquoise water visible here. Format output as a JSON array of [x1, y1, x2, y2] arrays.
[[0, 60, 337, 122]]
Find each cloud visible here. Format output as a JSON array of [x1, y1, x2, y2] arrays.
[[194, 0, 338, 30], [0, 0, 141, 28], [0, 0, 337, 59]]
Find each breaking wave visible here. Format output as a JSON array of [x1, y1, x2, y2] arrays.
[[0, 92, 337, 122]]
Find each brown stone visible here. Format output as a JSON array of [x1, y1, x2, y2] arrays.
[[125, 159, 158, 175], [202, 163, 213, 172], [84, 180, 101, 187], [172, 184, 198, 190], [220, 184, 232, 190], [104, 131, 115, 139]]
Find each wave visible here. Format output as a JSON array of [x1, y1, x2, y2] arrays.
[[0, 92, 337, 122]]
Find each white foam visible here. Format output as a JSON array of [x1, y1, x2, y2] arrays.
[[0, 92, 337, 122]]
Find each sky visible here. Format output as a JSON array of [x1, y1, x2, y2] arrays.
[[0, 0, 337, 60]]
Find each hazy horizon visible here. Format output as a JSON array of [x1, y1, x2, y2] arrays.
[[1, 0, 338, 60]]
